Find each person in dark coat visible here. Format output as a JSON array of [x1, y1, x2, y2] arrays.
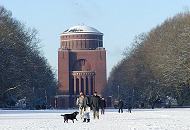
[[100, 97, 106, 115], [118, 99, 124, 113], [90, 92, 100, 119], [127, 103, 132, 113]]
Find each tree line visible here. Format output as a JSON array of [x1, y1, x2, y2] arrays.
[[0, 6, 57, 108], [104, 12, 190, 108]]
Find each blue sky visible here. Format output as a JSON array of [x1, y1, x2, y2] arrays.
[[1, 0, 190, 77]]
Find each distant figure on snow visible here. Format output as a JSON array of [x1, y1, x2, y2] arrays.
[[127, 103, 132, 113], [100, 97, 106, 115], [118, 99, 124, 113]]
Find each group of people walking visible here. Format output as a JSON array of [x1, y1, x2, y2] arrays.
[[76, 91, 106, 123], [76, 91, 132, 123]]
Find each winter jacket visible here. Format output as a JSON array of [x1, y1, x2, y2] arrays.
[[100, 99, 106, 109], [76, 96, 84, 109], [82, 96, 90, 111], [118, 100, 124, 108], [90, 95, 100, 111]]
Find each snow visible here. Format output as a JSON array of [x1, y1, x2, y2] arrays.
[[0, 108, 190, 130], [63, 25, 102, 34]]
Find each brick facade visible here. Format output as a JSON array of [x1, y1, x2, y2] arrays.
[[57, 26, 107, 108]]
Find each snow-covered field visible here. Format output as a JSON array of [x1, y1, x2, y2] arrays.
[[0, 108, 190, 130]]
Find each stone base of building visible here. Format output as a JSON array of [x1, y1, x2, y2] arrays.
[[53, 95, 77, 109], [52, 95, 113, 109]]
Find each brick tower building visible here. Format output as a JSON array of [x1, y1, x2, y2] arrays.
[[56, 25, 107, 108]]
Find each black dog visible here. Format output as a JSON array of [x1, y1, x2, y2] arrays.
[[61, 111, 79, 123]]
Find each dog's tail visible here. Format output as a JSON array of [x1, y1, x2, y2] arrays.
[[61, 114, 65, 117]]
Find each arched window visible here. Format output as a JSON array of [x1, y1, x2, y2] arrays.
[[72, 59, 91, 71]]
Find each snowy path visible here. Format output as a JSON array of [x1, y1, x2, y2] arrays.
[[0, 108, 190, 130]]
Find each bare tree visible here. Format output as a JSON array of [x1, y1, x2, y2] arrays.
[[0, 6, 57, 108], [105, 11, 190, 107]]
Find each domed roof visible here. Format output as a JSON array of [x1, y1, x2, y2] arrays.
[[63, 25, 102, 34]]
